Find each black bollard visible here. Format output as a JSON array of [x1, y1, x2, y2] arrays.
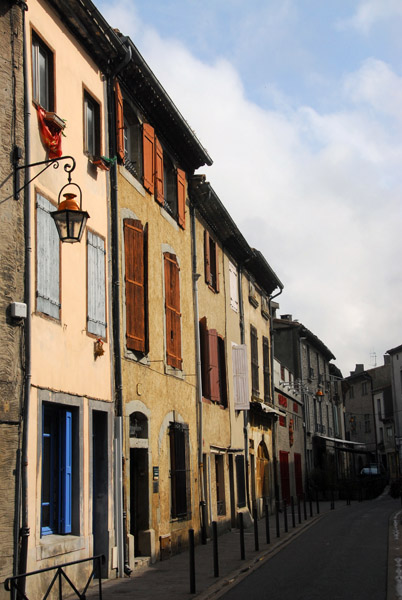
[[275, 501, 280, 538], [239, 512, 245, 560], [212, 521, 219, 577], [283, 500, 288, 533], [303, 493, 307, 520], [316, 490, 320, 515], [189, 528, 196, 594], [291, 497, 296, 528], [200, 501, 207, 545], [297, 495, 302, 524], [253, 507, 259, 551], [309, 494, 313, 517], [265, 503, 271, 545], [331, 490, 335, 510]]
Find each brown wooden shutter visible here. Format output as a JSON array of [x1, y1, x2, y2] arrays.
[[143, 123, 155, 194], [115, 80, 125, 163], [177, 168, 186, 229], [155, 136, 164, 205], [164, 252, 182, 369], [204, 230, 211, 286], [124, 219, 146, 352], [207, 328, 220, 403]]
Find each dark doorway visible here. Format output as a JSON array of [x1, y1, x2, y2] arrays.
[[92, 411, 108, 578], [130, 448, 149, 555]]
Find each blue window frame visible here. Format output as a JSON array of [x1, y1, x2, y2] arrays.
[[41, 405, 73, 535]]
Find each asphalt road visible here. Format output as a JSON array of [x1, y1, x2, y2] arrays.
[[221, 493, 396, 600]]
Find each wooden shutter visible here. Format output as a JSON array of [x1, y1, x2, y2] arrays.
[[142, 123, 155, 194], [164, 253, 182, 369], [204, 230, 211, 285], [263, 336, 270, 401], [36, 193, 60, 319], [232, 344, 250, 410], [60, 409, 72, 534], [218, 336, 227, 407], [124, 219, 146, 352], [177, 168, 186, 229], [229, 261, 239, 312], [250, 325, 259, 394], [115, 79, 125, 163], [214, 241, 219, 292], [207, 329, 220, 403], [87, 231, 106, 338], [155, 136, 164, 205]]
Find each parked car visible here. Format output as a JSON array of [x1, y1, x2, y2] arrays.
[[360, 464, 385, 476]]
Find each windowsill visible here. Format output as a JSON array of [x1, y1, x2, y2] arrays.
[[38, 534, 84, 561], [207, 284, 219, 294], [164, 363, 185, 380], [119, 164, 146, 196], [249, 296, 259, 308], [160, 206, 179, 230], [124, 348, 150, 366]]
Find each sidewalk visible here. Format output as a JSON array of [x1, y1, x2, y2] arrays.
[[83, 500, 336, 600]]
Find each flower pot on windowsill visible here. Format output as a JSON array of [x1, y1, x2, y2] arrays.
[[89, 156, 116, 171], [43, 111, 66, 132]]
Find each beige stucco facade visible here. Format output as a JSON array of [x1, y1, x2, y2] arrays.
[[23, 1, 115, 594], [117, 166, 200, 564]]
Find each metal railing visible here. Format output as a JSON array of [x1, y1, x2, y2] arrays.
[[4, 554, 104, 600]]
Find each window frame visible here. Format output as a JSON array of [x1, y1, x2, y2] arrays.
[[204, 230, 219, 292], [250, 325, 259, 396], [86, 229, 107, 340], [31, 30, 55, 111], [164, 251, 182, 370]]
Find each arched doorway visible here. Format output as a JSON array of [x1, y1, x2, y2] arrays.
[[129, 412, 149, 556], [256, 442, 269, 502]]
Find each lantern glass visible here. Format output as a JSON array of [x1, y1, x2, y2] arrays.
[[51, 209, 89, 243]]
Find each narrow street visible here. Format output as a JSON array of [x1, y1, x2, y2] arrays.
[[221, 493, 396, 600]]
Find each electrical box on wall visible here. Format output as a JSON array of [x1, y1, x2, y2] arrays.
[[10, 302, 27, 319]]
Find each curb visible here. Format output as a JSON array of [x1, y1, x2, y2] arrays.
[[387, 507, 402, 600]]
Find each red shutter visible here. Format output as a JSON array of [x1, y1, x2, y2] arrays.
[[115, 80, 125, 163], [207, 328, 220, 403], [164, 253, 182, 369], [204, 230, 211, 285], [177, 168, 186, 229], [155, 136, 164, 205], [124, 219, 146, 352], [143, 123, 155, 194]]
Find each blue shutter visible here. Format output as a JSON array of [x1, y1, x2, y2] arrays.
[[87, 231, 106, 338], [59, 409, 72, 534], [36, 194, 60, 318]]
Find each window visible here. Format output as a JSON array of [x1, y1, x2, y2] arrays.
[[204, 230, 219, 292], [215, 455, 226, 515], [364, 414, 371, 433], [84, 90, 100, 158], [362, 381, 368, 395], [280, 365, 285, 381], [142, 122, 186, 228], [169, 422, 190, 519], [41, 404, 74, 535], [229, 261, 239, 312], [86, 231, 106, 338], [263, 337, 270, 402], [115, 80, 142, 179], [349, 385, 354, 399], [124, 219, 147, 353], [164, 252, 182, 369], [199, 318, 227, 407], [250, 325, 259, 396], [36, 193, 60, 319], [279, 415, 286, 427], [32, 32, 54, 110]]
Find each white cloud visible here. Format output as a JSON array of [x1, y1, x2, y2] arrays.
[[337, 0, 402, 34], [95, 0, 402, 375]]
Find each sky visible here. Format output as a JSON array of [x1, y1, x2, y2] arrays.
[[94, 0, 402, 376]]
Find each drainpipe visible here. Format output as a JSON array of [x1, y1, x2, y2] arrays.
[[237, 264, 251, 510], [190, 201, 207, 543], [18, 1, 32, 590], [268, 287, 282, 504], [106, 40, 132, 577]]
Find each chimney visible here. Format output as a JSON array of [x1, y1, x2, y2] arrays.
[[280, 314, 292, 321]]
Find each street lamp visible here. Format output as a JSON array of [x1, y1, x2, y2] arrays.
[[13, 146, 90, 243]]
